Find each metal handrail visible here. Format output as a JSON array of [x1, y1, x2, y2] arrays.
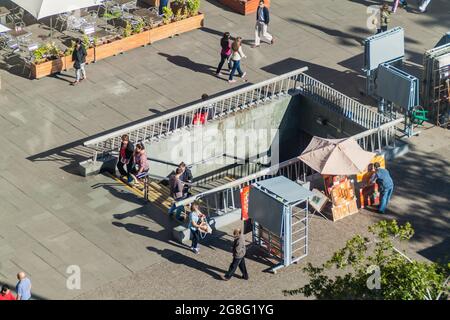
[[298, 73, 391, 129], [175, 118, 401, 207], [82, 68, 396, 164], [83, 67, 309, 162]]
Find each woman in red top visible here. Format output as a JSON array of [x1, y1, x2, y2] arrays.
[[117, 134, 134, 181], [0, 285, 16, 300], [215, 32, 232, 75]]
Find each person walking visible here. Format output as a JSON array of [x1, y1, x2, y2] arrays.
[[188, 201, 207, 254], [117, 134, 134, 181], [377, 3, 391, 34], [228, 37, 247, 84], [215, 32, 233, 76], [15, 272, 32, 300], [418, 0, 432, 12], [252, 0, 273, 48], [0, 285, 16, 300], [370, 162, 394, 214], [221, 228, 249, 281], [71, 39, 87, 86]]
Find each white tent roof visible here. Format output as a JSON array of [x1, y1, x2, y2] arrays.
[[10, 0, 102, 20], [0, 23, 11, 33], [299, 137, 376, 175]]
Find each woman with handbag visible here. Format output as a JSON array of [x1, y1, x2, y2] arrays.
[[215, 32, 232, 76], [228, 37, 247, 84], [117, 134, 134, 181], [71, 39, 87, 86], [189, 201, 208, 254]]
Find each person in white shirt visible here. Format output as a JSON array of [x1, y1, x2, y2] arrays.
[[252, 0, 274, 48], [228, 37, 247, 84], [418, 0, 432, 12]]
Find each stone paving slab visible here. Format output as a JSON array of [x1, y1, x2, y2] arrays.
[[0, 0, 448, 300]]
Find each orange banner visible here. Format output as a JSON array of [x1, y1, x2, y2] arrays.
[[240, 186, 250, 220]]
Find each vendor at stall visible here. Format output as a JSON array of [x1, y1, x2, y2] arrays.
[[370, 162, 394, 214]]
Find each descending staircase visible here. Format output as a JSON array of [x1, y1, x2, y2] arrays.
[[107, 173, 237, 213]]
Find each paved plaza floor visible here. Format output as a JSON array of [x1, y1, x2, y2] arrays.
[[0, 0, 449, 299]]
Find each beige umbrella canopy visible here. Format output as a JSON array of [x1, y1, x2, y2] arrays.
[[299, 137, 376, 175]]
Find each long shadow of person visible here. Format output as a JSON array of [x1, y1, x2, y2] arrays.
[[158, 52, 215, 76], [147, 246, 226, 280]]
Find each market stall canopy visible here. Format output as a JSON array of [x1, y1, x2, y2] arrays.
[[0, 23, 11, 33], [10, 0, 102, 20], [298, 137, 376, 175]]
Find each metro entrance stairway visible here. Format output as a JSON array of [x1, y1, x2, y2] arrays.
[[106, 172, 237, 213]]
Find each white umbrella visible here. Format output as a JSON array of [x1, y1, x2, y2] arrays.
[[299, 137, 376, 175], [0, 23, 11, 33], [10, 0, 102, 20]]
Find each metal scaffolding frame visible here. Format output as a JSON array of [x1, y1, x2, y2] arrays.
[[249, 176, 313, 273]]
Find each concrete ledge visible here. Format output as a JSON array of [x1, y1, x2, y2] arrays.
[[172, 209, 241, 244], [79, 155, 117, 177]]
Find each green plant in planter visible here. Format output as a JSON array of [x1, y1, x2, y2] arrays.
[[102, 10, 121, 20], [33, 46, 47, 64], [93, 36, 99, 47], [64, 40, 76, 57], [162, 6, 173, 24], [33, 42, 63, 64], [186, 0, 200, 16], [123, 21, 132, 37], [132, 18, 145, 34], [44, 42, 63, 59], [82, 34, 91, 49]]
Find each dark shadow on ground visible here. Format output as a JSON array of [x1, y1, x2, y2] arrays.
[[158, 52, 215, 76], [262, 57, 372, 104], [287, 18, 364, 47], [386, 147, 450, 262], [147, 247, 226, 279]]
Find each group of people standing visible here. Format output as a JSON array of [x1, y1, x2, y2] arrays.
[[116, 134, 150, 186], [215, 0, 274, 84]]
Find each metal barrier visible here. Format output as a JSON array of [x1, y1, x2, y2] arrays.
[[298, 73, 391, 129], [83, 67, 309, 163], [82, 67, 394, 164], [175, 118, 402, 213]]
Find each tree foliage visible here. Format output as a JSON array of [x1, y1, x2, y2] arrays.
[[284, 221, 449, 300]]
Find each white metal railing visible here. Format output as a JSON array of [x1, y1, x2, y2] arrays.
[[83, 67, 309, 163], [82, 67, 396, 164], [175, 118, 402, 210], [297, 73, 391, 129]]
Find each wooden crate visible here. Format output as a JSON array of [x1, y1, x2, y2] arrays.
[[218, 0, 271, 16]]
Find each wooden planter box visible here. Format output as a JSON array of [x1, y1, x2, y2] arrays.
[[30, 13, 204, 79], [219, 0, 270, 15], [149, 12, 204, 43]]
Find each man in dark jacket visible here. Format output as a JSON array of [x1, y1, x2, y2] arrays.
[[222, 228, 249, 281], [253, 0, 274, 48], [117, 134, 134, 181], [72, 39, 87, 85], [179, 162, 193, 197]]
